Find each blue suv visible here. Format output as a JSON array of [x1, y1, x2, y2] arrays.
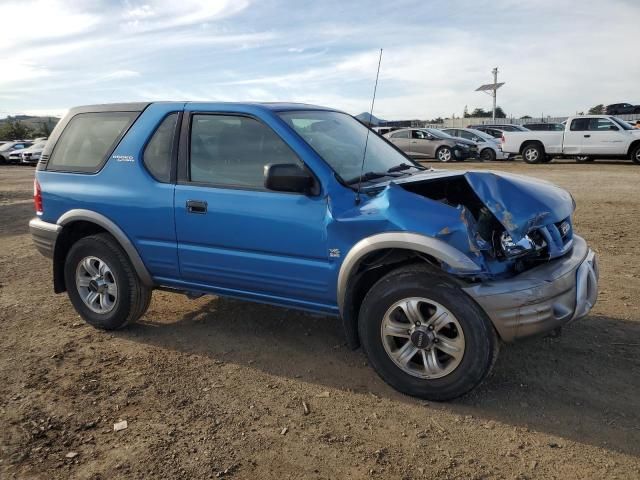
[[29, 102, 598, 400]]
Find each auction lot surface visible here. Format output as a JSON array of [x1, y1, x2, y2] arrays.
[[1, 161, 639, 479]]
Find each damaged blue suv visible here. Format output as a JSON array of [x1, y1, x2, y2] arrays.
[[29, 102, 598, 400]]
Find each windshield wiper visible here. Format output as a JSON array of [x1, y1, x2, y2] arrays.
[[345, 171, 394, 185], [387, 162, 417, 173], [345, 164, 420, 185]]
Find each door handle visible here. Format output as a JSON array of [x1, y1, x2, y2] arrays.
[[584, 134, 591, 138], [186, 200, 207, 214], [411, 141, 418, 144]]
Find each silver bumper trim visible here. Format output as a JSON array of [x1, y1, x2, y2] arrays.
[[463, 236, 598, 342], [29, 217, 61, 258]]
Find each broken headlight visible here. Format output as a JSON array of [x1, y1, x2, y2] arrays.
[[500, 231, 537, 258]]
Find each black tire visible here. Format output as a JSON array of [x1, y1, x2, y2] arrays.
[[479, 148, 496, 162], [575, 155, 594, 163], [436, 146, 454, 162], [631, 144, 640, 165], [358, 265, 499, 401], [64, 233, 152, 330], [542, 155, 553, 163], [521, 143, 544, 164]]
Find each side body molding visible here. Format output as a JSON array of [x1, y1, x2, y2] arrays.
[[336, 232, 482, 316], [57, 209, 154, 286]]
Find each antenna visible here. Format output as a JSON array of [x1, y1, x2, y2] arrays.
[[355, 48, 383, 205]]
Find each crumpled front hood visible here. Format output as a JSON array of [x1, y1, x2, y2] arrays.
[[462, 171, 574, 240], [391, 169, 575, 241]]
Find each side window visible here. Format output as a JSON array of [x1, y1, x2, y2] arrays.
[[390, 130, 409, 139], [411, 130, 428, 139], [459, 131, 474, 140], [588, 118, 617, 131], [143, 113, 178, 182], [570, 118, 589, 131], [48, 112, 138, 172], [189, 114, 302, 189]]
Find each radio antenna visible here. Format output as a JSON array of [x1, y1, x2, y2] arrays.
[[355, 48, 383, 204]]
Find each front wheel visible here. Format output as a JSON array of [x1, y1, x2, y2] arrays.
[[358, 265, 498, 401], [480, 148, 496, 162], [436, 146, 453, 162], [631, 145, 640, 165], [64, 233, 152, 330], [522, 144, 544, 164]]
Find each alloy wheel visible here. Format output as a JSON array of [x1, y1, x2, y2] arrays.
[[380, 297, 465, 379], [438, 148, 452, 162], [75, 256, 118, 314], [524, 147, 539, 162]]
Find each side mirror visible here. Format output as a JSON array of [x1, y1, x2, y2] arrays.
[[264, 163, 314, 194], [609, 125, 619, 131]]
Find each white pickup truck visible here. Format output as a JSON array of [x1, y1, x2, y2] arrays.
[[501, 115, 640, 164]]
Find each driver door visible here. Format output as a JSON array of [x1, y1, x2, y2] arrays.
[[174, 111, 333, 307], [409, 130, 434, 158], [581, 117, 627, 156]]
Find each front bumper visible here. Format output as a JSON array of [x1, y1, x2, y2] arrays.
[[29, 217, 61, 258], [463, 235, 598, 342], [453, 148, 475, 160]]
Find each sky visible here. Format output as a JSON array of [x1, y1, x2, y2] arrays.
[[1, 0, 639, 121]]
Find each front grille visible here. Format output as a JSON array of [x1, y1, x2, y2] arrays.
[[537, 217, 573, 258]]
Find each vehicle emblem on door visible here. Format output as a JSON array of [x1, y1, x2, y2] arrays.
[[113, 155, 134, 163], [329, 248, 341, 258]]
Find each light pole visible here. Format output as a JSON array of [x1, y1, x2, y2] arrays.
[[475, 68, 504, 123]]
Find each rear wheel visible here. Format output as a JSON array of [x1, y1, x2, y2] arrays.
[[631, 145, 640, 165], [480, 148, 496, 162], [436, 146, 453, 162], [358, 265, 498, 401], [522, 143, 544, 164], [64, 233, 151, 330]]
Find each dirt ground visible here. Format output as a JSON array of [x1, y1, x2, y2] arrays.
[[1, 160, 639, 480]]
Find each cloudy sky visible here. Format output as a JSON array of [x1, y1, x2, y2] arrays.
[[1, 0, 638, 120]]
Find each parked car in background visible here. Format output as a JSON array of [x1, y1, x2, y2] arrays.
[[468, 124, 530, 139], [442, 127, 512, 161], [20, 141, 47, 165], [0, 141, 33, 164], [605, 103, 640, 115], [469, 126, 507, 139], [29, 101, 598, 401], [501, 115, 640, 164], [524, 123, 565, 131], [372, 126, 399, 136], [385, 128, 477, 161], [467, 124, 530, 132]]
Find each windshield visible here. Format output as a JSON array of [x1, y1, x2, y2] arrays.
[[610, 116, 633, 130], [279, 110, 419, 183]]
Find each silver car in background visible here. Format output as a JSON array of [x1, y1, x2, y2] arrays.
[[19, 141, 47, 165], [442, 127, 513, 161]]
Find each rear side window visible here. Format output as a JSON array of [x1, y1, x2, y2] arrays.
[[143, 113, 178, 182], [570, 118, 589, 131], [48, 112, 138, 172]]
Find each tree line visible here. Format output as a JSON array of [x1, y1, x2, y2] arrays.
[[0, 118, 56, 141]]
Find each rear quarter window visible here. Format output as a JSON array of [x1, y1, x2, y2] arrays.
[[47, 112, 138, 172]]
